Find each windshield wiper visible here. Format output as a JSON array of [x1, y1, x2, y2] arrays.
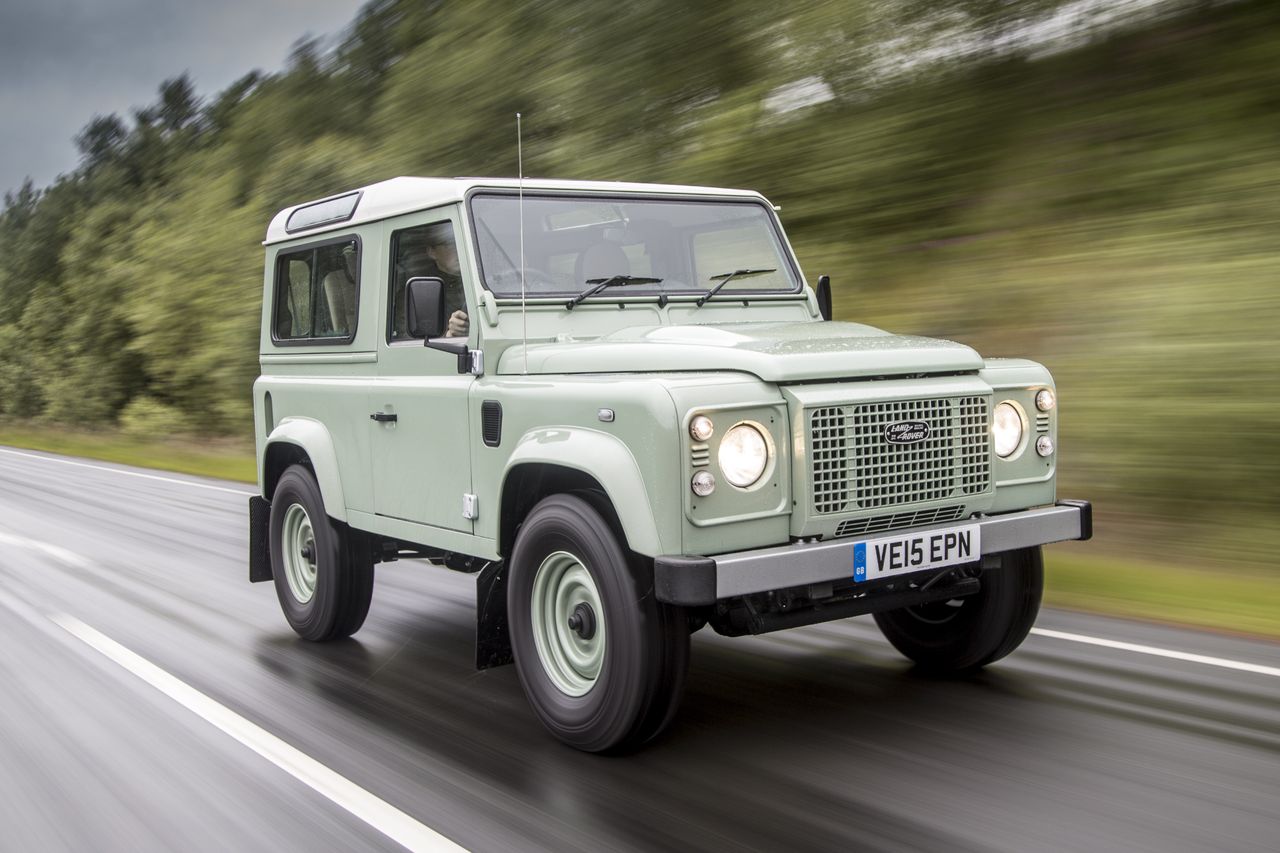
[[695, 268, 777, 307], [566, 275, 662, 310]]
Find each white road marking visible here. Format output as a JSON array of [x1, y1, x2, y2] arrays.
[[51, 614, 465, 853], [0, 446, 256, 497], [0, 529, 95, 570], [1030, 627, 1280, 678]]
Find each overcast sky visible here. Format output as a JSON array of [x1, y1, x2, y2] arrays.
[[0, 0, 366, 197]]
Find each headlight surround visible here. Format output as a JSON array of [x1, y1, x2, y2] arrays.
[[992, 401, 1025, 458], [718, 423, 769, 488]]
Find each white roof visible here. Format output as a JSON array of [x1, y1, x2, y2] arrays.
[[264, 176, 767, 245]]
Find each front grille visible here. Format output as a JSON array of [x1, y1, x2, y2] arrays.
[[811, 396, 990, 514], [834, 505, 965, 538]]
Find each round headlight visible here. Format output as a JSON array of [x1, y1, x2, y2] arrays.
[[992, 402, 1024, 458], [691, 470, 716, 496], [690, 415, 714, 442], [1036, 388, 1056, 412], [718, 423, 769, 488]]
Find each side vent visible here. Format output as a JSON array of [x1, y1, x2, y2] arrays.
[[481, 401, 503, 447]]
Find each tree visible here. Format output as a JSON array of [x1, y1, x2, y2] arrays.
[[158, 74, 202, 135], [74, 114, 128, 170], [203, 72, 262, 135]]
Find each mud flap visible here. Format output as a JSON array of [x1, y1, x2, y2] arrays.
[[249, 496, 272, 582], [476, 560, 512, 669]]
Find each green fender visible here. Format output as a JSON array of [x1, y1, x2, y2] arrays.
[[262, 417, 348, 522], [501, 427, 669, 556]]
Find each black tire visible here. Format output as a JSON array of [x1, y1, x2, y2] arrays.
[[269, 464, 374, 641], [508, 494, 689, 753], [873, 546, 1043, 673]]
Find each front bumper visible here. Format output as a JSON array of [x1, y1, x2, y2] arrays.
[[655, 500, 1091, 606]]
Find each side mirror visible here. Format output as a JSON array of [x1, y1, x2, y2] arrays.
[[406, 276, 446, 338], [816, 274, 833, 321]]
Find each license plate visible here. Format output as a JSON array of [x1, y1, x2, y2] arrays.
[[852, 524, 981, 583]]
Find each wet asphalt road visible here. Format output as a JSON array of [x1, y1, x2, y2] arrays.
[[0, 445, 1276, 853]]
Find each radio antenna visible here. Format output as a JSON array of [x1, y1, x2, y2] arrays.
[[517, 112, 528, 375]]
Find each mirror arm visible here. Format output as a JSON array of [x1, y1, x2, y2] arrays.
[[424, 337, 479, 375]]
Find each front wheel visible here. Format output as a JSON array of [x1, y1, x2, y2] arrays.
[[508, 494, 689, 752], [269, 465, 374, 641], [873, 546, 1043, 673]]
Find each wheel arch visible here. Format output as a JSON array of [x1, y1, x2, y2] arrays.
[[261, 417, 348, 522], [497, 427, 669, 559], [499, 462, 639, 559]]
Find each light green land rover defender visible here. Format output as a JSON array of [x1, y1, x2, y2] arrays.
[[249, 177, 1092, 752]]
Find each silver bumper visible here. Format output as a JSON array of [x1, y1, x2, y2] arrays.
[[654, 500, 1091, 606]]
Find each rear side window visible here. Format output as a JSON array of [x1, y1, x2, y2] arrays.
[[272, 238, 360, 343]]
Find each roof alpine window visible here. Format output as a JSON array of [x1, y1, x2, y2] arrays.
[[286, 192, 361, 233]]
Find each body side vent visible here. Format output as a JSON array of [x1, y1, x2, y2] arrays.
[[481, 400, 502, 447]]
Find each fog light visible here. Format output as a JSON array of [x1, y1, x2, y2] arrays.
[[1036, 435, 1054, 457], [1036, 388, 1056, 412], [691, 470, 716, 496], [690, 415, 714, 442]]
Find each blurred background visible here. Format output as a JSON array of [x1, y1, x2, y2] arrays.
[[0, 0, 1275, 632]]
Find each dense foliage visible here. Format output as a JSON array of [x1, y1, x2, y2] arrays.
[[1, 0, 1276, 567]]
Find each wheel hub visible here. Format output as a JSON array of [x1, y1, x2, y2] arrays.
[[567, 602, 597, 640], [530, 550, 606, 697], [280, 503, 318, 605]]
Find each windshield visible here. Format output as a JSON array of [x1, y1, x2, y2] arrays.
[[469, 194, 800, 299]]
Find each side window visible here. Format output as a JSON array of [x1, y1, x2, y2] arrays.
[[388, 221, 463, 342], [272, 238, 359, 342]]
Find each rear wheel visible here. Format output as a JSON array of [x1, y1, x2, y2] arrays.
[[508, 494, 689, 752], [873, 546, 1043, 673], [269, 465, 373, 641]]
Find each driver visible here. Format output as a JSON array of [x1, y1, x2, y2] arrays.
[[425, 225, 468, 338]]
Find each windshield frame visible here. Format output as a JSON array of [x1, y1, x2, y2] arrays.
[[464, 189, 805, 302]]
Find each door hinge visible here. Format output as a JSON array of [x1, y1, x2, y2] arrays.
[[457, 348, 484, 376], [462, 494, 479, 520]]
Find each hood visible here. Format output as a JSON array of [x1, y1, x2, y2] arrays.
[[497, 321, 984, 382]]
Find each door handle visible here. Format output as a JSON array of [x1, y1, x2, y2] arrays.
[[370, 411, 398, 423]]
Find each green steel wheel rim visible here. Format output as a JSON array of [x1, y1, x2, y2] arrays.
[[281, 502, 318, 605], [530, 550, 606, 697]]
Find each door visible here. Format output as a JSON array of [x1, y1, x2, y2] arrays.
[[369, 213, 476, 532]]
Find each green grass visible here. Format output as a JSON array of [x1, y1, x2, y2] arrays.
[[0, 425, 256, 483], [1045, 551, 1280, 640]]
